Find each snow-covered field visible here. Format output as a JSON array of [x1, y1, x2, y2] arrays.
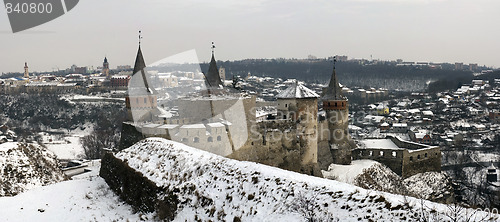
[[0, 161, 151, 221], [45, 136, 85, 160]]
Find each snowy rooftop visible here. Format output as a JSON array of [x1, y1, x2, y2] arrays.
[[180, 123, 206, 129], [276, 82, 319, 99], [359, 139, 402, 149]]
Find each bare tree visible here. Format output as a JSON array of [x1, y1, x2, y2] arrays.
[[81, 129, 119, 159]]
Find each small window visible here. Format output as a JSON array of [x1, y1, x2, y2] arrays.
[[283, 115, 287, 119], [194, 137, 199, 143], [136, 98, 139, 104], [217, 136, 222, 141], [410, 156, 413, 161], [369, 151, 373, 156], [207, 137, 213, 142], [144, 98, 147, 103], [425, 153, 428, 158], [417, 155, 421, 160], [181, 138, 188, 142], [392, 151, 396, 157], [285, 104, 288, 108], [380, 151, 384, 156]]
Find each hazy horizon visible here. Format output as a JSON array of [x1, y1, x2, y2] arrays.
[[1, 0, 499, 73]]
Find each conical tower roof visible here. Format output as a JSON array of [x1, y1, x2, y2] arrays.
[[204, 51, 223, 88], [322, 61, 345, 100], [133, 46, 146, 76], [129, 45, 156, 95], [277, 81, 319, 99]]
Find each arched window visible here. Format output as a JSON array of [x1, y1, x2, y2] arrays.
[[207, 137, 213, 142], [217, 136, 222, 141], [285, 104, 288, 108], [392, 151, 397, 157], [425, 153, 428, 158], [410, 156, 413, 161], [283, 115, 287, 119], [380, 151, 384, 156], [417, 155, 421, 160], [194, 137, 199, 143], [144, 98, 147, 103]]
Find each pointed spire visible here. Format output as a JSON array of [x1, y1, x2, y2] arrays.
[[204, 42, 223, 88], [133, 45, 146, 76], [104, 57, 108, 63], [131, 31, 153, 94], [323, 56, 344, 100], [24, 62, 28, 68]]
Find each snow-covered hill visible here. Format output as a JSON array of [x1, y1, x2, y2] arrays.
[[323, 160, 453, 203], [104, 138, 496, 221], [0, 142, 66, 196]]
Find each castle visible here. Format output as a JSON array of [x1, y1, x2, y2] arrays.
[[120, 42, 440, 178]]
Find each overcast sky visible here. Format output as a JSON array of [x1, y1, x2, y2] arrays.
[[1, 0, 499, 73]]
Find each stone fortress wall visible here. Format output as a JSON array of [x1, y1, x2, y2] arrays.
[[352, 136, 441, 178]]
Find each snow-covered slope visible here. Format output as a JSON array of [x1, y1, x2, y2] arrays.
[[0, 161, 150, 221], [0, 142, 66, 196], [110, 138, 495, 221]]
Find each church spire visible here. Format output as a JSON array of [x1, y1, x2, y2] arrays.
[[323, 56, 344, 100], [132, 31, 152, 94], [204, 42, 223, 88]]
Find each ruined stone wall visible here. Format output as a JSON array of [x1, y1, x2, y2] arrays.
[[100, 152, 178, 220], [352, 149, 405, 176], [352, 136, 441, 178], [118, 122, 147, 150], [389, 136, 427, 150], [402, 147, 441, 178]]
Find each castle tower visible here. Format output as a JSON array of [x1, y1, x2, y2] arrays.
[[24, 62, 29, 79], [277, 81, 319, 165], [322, 57, 351, 165], [103, 57, 110, 78], [125, 32, 158, 122]]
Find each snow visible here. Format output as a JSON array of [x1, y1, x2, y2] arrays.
[[0, 142, 18, 152], [322, 160, 378, 184], [359, 139, 401, 149], [45, 136, 85, 160], [276, 82, 319, 99], [0, 161, 150, 221], [110, 138, 497, 221], [0, 142, 65, 196]]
